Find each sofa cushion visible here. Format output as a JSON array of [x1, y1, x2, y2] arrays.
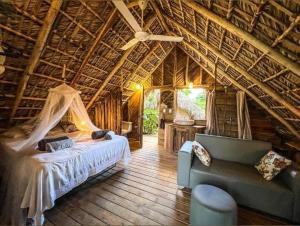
[[195, 134, 271, 165], [192, 141, 211, 167], [255, 150, 292, 181], [190, 158, 294, 220]]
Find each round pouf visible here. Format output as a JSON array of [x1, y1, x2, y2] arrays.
[[190, 184, 237, 226]]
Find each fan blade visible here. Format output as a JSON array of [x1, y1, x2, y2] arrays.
[[148, 35, 183, 42], [120, 38, 139, 50], [112, 0, 142, 33]]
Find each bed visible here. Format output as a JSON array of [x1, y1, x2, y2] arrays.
[[0, 131, 131, 225]]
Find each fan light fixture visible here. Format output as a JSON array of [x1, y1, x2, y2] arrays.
[[112, 0, 183, 50]]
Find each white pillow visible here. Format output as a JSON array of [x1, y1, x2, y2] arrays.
[[192, 141, 211, 167], [255, 150, 292, 181]]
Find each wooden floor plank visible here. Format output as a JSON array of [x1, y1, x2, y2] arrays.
[[104, 177, 190, 214], [108, 167, 191, 200], [89, 185, 187, 226], [84, 190, 161, 225], [45, 208, 81, 226], [45, 135, 288, 226], [98, 181, 190, 223], [56, 201, 106, 225]]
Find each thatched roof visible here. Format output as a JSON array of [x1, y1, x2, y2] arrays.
[[0, 0, 299, 139]]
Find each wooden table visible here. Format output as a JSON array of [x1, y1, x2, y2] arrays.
[[164, 124, 206, 154]]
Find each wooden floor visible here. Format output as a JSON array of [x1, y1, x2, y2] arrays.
[[45, 135, 288, 226]]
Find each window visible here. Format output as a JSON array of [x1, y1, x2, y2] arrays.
[[176, 88, 206, 120]]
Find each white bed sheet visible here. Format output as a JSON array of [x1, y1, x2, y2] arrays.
[[11, 134, 131, 224]]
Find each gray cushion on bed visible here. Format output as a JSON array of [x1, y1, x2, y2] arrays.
[[45, 138, 74, 152], [38, 136, 69, 151]]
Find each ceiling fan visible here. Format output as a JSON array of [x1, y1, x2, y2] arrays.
[[112, 0, 183, 50]]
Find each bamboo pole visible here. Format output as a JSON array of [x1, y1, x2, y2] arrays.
[[167, 19, 300, 118], [183, 1, 300, 75], [123, 42, 161, 88], [178, 42, 300, 140], [71, 9, 117, 85], [9, 0, 63, 122], [87, 16, 156, 109]]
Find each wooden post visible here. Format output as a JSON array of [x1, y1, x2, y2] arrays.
[[173, 48, 177, 87], [185, 56, 189, 85], [9, 0, 63, 122]]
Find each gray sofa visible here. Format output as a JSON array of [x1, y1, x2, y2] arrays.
[[178, 134, 300, 223]]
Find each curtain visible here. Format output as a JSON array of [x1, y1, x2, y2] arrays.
[[206, 90, 219, 135], [236, 91, 252, 140]]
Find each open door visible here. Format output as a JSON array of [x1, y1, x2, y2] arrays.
[[127, 88, 144, 150]]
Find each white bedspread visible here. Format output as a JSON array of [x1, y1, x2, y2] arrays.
[[5, 134, 131, 224]]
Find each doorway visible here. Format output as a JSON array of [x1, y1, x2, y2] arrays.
[[143, 89, 160, 143]]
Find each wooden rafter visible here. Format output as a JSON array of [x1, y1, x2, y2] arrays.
[[71, 9, 117, 85], [150, 1, 170, 32], [141, 45, 175, 86], [124, 42, 162, 88], [248, 0, 268, 33], [178, 42, 300, 139], [272, 15, 300, 48], [9, 0, 63, 122], [86, 16, 156, 109], [183, 1, 300, 75], [167, 18, 300, 118], [226, 0, 234, 19]]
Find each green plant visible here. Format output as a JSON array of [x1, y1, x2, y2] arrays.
[[143, 108, 159, 134]]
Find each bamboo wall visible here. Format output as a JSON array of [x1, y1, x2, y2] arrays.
[[94, 90, 122, 134], [149, 47, 283, 143], [215, 89, 238, 138]]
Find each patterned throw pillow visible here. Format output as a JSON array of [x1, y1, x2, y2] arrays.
[[192, 141, 211, 167], [255, 151, 292, 181]]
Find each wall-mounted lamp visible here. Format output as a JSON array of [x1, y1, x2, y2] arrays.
[[135, 83, 142, 90]]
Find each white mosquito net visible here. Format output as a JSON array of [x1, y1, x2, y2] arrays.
[[5, 83, 99, 153], [0, 84, 99, 225]]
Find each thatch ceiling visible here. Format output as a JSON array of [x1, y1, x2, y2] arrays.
[[0, 0, 299, 139]]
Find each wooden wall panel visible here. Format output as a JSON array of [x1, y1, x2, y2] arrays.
[[127, 89, 144, 149], [215, 89, 238, 138], [94, 90, 122, 134]]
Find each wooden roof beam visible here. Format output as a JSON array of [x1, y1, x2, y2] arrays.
[[182, 1, 300, 75], [124, 42, 162, 88], [86, 16, 156, 109], [218, 29, 226, 50], [167, 19, 300, 118], [141, 45, 175, 85], [272, 15, 300, 48], [9, 0, 63, 122], [248, 0, 268, 33], [179, 42, 300, 140], [226, 0, 234, 19], [71, 9, 117, 85], [150, 1, 170, 32]]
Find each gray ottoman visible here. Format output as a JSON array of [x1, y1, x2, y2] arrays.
[[190, 184, 237, 226]]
